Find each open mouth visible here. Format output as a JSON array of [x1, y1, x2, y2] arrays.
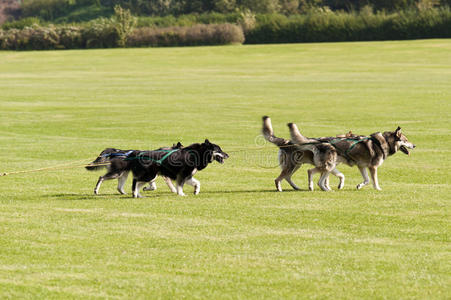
[[400, 145, 410, 155], [213, 152, 229, 164]]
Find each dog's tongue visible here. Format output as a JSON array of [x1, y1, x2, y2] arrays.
[[400, 145, 410, 155]]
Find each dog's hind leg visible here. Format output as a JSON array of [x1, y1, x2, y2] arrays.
[[368, 166, 382, 191], [163, 177, 177, 193], [285, 164, 301, 191], [117, 171, 129, 194], [275, 164, 301, 192], [307, 167, 321, 191], [185, 177, 201, 195], [356, 167, 370, 190], [331, 168, 345, 190]]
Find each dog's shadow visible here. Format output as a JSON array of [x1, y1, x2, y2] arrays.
[[47, 188, 315, 200]]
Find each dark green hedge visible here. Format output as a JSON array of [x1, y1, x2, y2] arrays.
[[0, 22, 244, 50], [245, 8, 451, 44]]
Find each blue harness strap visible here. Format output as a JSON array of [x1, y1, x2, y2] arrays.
[[102, 150, 134, 158]]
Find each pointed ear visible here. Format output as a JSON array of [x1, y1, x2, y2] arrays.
[[395, 126, 402, 137], [176, 142, 182, 147], [204, 139, 210, 144]]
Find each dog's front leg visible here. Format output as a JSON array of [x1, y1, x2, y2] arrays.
[[325, 175, 330, 190], [132, 178, 146, 198], [369, 166, 382, 190], [318, 171, 331, 191], [143, 180, 157, 191], [176, 176, 186, 196], [117, 171, 129, 194], [185, 177, 201, 195], [94, 176, 103, 195], [331, 168, 345, 190], [356, 167, 370, 190]]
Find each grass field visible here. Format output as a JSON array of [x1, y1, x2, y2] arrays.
[[0, 40, 450, 299]]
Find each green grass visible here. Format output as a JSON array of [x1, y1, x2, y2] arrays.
[[0, 40, 450, 299]]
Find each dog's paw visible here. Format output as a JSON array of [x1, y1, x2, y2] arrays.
[[117, 188, 126, 195]]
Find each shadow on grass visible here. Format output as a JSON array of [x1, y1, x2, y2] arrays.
[[46, 188, 315, 200]]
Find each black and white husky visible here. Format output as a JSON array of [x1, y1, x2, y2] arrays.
[[127, 139, 229, 197], [86, 143, 183, 195]]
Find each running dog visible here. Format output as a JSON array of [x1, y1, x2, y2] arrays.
[[262, 116, 344, 191], [86, 143, 183, 195], [127, 139, 228, 198], [288, 122, 416, 190]]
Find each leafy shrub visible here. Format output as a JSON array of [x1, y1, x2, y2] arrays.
[[127, 23, 245, 47], [57, 26, 83, 49], [1, 17, 41, 30], [80, 18, 119, 48], [0, 24, 59, 50], [136, 13, 243, 28], [111, 5, 136, 47]]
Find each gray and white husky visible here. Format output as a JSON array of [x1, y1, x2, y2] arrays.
[[262, 116, 344, 191], [288, 124, 416, 191], [263, 116, 415, 191]]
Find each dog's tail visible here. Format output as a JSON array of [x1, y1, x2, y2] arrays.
[[287, 122, 315, 144], [262, 116, 290, 147]]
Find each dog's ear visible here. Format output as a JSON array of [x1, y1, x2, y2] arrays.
[[204, 139, 210, 145], [395, 126, 402, 138], [176, 142, 182, 148]]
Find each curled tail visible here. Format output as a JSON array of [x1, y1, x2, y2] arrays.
[[262, 116, 290, 147], [287, 123, 317, 144]]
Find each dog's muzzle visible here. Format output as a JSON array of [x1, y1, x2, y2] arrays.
[[213, 152, 229, 164], [400, 143, 415, 155]]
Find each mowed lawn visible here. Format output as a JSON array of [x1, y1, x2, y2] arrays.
[[0, 40, 450, 299]]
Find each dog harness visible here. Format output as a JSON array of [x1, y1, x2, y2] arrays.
[[125, 149, 179, 164], [102, 150, 134, 158]]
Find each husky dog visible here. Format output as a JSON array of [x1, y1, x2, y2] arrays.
[[288, 123, 416, 190], [128, 139, 228, 198], [262, 116, 344, 191], [86, 143, 183, 195]]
